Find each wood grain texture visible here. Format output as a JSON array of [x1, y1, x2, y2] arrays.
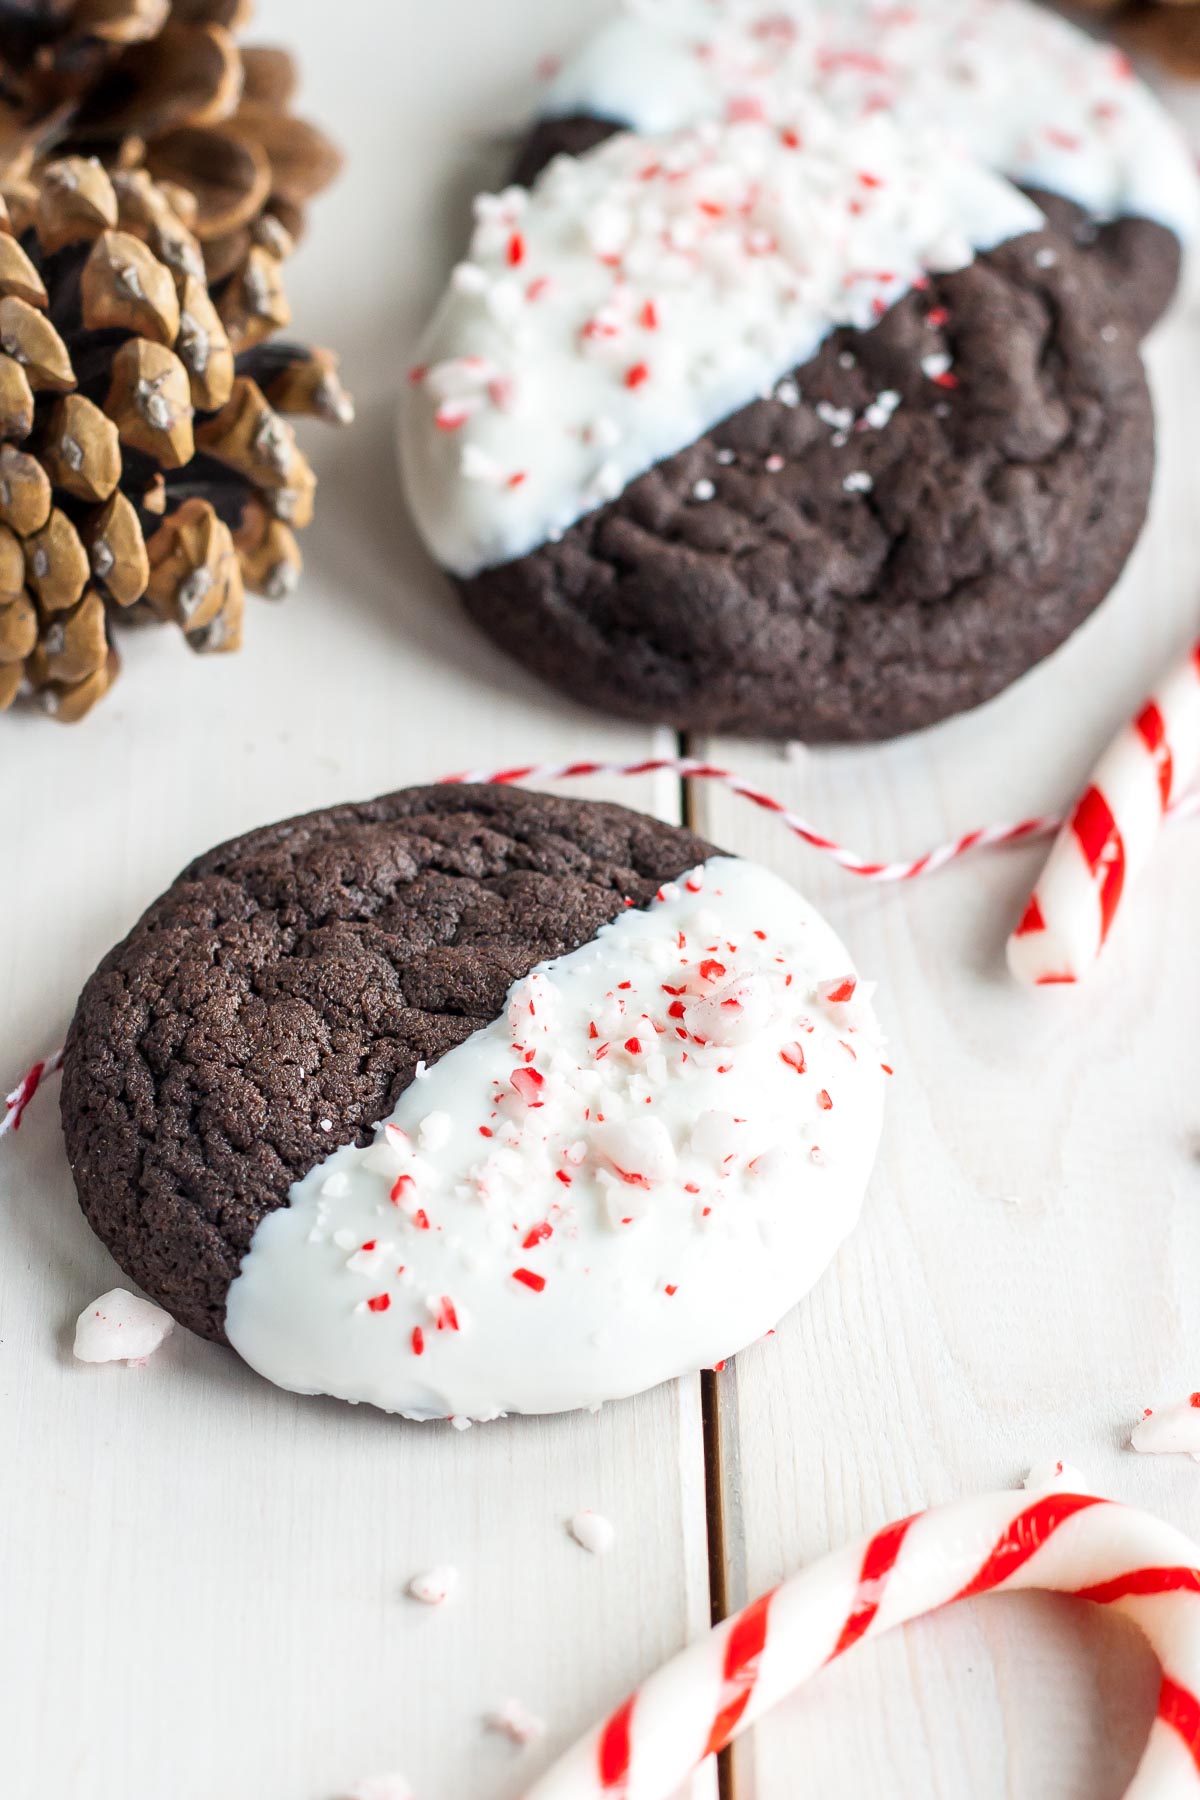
[[3, 4, 1200, 1797], [691, 296, 1200, 1795], [0, 5, 714, 1798]]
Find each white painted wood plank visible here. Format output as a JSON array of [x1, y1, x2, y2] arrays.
[[692, 296, 1200, 1795], [0, 6, 715, 1799]]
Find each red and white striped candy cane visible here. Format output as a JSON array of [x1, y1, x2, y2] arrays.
[[1008, 642, 1200, 986], [0, 1046, 63, 1141], [523, 1487, 1200, 1800]]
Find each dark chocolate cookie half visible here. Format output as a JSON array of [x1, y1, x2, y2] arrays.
[[454, 224, 1153, 742], [61, 786, 715, 1342]]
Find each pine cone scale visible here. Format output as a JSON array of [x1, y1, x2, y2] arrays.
[[0, 3, 348, 723]]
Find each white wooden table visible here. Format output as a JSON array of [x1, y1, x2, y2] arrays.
[[2, 6, 1198, 1796]]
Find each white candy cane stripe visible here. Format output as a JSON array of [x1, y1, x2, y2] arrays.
[[523, 1489, 1200, 1800], [0, 1045, 63, 1140], [1009, 642, 1200, 986]]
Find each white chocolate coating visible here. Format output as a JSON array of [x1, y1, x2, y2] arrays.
[[224, 857, 886, 1421], [543, 0, 1200, 241], [399, 112, 1042, 576]]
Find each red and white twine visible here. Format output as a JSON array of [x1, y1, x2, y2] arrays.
[[522, 1487, 1200, 1799], [442, 755, 1074, 880]]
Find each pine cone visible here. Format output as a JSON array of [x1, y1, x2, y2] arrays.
[[0, 1, 342, 283], [1068, 1, 1200, 76], [0, 153, 352, 723]]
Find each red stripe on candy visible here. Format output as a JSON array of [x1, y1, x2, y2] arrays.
[[1014, 894, 1046, 938], [1071, 787, 1126, 944], [4, 1059, 44, 1132], [1072, 1565, 1200, 1605], [1135, 701, 1174, 811], [955, 1493, 1103, 1601], [704, 1590, 775, 1757], [831, 1517, 916, 1658], [1158, 1674, 1200, 1772], [597, 1695, 635, 1790]]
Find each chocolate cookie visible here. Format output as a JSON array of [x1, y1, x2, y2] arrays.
[[62, 784, 715, 1343], [400, 118, 1154, 743], [526, 0, 1197, 337], [60, 784, 888, 1420]]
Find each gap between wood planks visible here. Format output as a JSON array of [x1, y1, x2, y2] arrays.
[[680, 744, 738, 1800]]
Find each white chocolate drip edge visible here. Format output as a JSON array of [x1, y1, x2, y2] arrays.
[[399, 111, 1043, 577]]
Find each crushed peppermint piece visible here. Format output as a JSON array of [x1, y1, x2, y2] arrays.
[[692, 477, 716, 501], [842, 471, 873, 494], [1022, 1459, 1092, 1493], [73, 1289, 174, 1365], [863, 389, 901, 430], [408, 1565, 459, 1606], [485, 1698, 547, 1745], [570, 1510, 617, 1555], [1131, 1395, 1200, 1461], [341, 1775, 414, 1800]]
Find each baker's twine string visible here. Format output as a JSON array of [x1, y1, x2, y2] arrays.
[[4, 759, 1197, 1142]]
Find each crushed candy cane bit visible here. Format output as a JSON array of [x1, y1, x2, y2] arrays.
[[569, 1510, 616, 1556], [1022, 1459, 1092, 1493], [340, 1777, 414, 1800], [73, 1289, 174, 1365], [485, 1698, 547, 1746], [407, 1565, 460, 1606], [1131, 1395, 1200, 1462]]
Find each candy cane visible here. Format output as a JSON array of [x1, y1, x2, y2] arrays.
[[6, 758, 1199, 1147], [1008, 642, 1200, 986], [523, 1487, 1200, 1800], [0, 1046, 63, 1141]]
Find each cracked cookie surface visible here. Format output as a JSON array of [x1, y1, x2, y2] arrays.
[[61, 786, 715, 1341], [456, 213, 1154, 742]]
